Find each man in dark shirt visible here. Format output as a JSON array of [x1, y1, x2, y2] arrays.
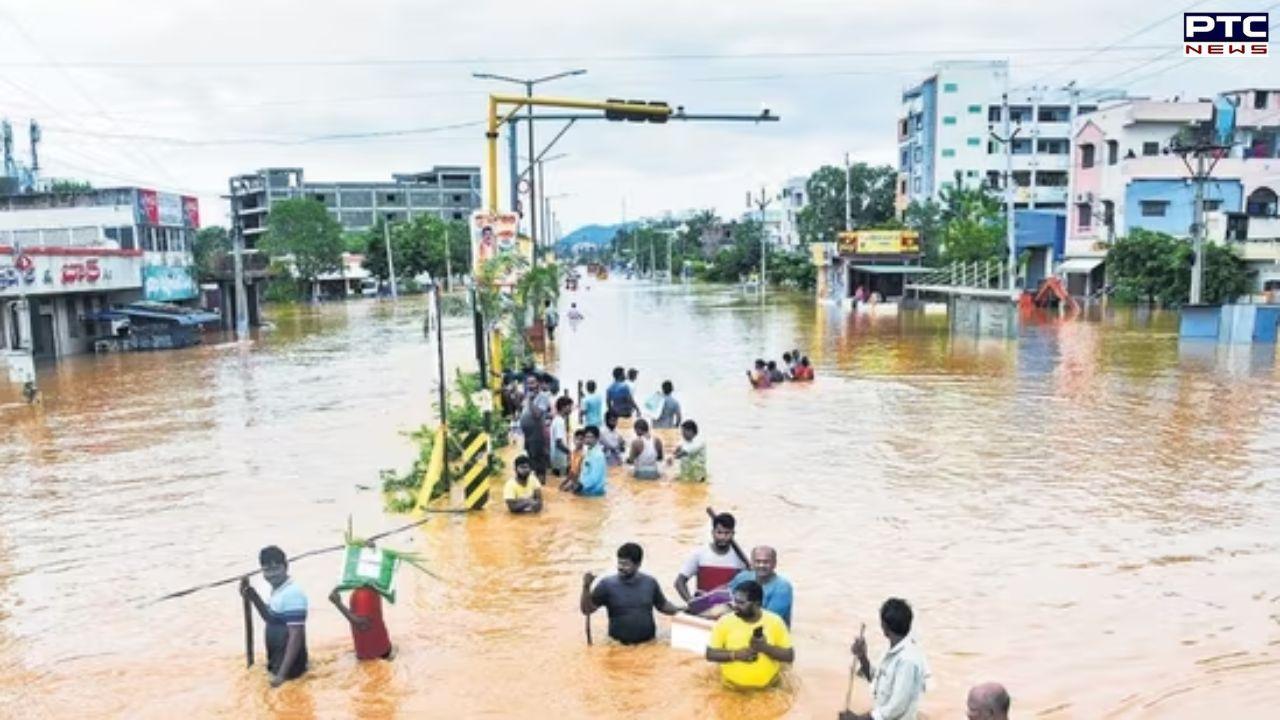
[[580, 542, 684, 644], [605, 366, 636, 418]]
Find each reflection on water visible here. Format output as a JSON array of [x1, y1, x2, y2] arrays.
[[2, 285, 1279, 718]]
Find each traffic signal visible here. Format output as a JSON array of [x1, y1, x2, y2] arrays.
[[605, 99, 670, 123]]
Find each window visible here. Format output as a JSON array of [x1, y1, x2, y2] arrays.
[[1037, 105, 1071, 123], [913, 177, 922, 193], [968, 104, 982, 114], [452, 212, 464, 220], [1011, 138, 1033, 155], [988, 141, 997, 154], [966, 137, 981, 147], [1102, 200, 1115, 229], [941, 148, 956, 158], [1036, 171, 1068, 187], [1204, 200, 1223, 211], [988, 106, 1002, 122], [1077, 203, 1092, 228], [451, 194, 463, 203], [943, 116, 957, 125], [1255, 91, 1269, 110], [1078, 105, 1097, 115], [1036, 138, 1069, 154], [965, 170, 978, 178], [1009, 106, 1033, 123], [1142, 141, 1160, 156], [913, 147, 922, 163], [1080, 143, 1096, 168], [1107, 140, 1119, 165], [943, 82, 958, 93], [1140, 200, 1169, 217], [986, 171, 1002, 189], [1012, 171, 1031, 187]]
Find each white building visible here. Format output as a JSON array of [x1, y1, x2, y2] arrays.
[[778, 176, 808, 248], [896, 60, 1125, 214], [0, 187, 200, 361]]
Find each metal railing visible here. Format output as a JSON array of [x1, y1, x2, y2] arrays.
[[906, 260, 1013, 291]]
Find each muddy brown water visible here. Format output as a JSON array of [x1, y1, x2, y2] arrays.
[[1, 282, 1278, 718]]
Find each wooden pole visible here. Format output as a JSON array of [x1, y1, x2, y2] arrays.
[[242, 591, 255, 667]]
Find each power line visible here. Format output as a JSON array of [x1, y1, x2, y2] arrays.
[[1076, 2, 1280, 88], [0, 44, 1178, 69], [0, 9, 182, 187], [1023, 0, 1210, 87], [39, 120, 486, 147]]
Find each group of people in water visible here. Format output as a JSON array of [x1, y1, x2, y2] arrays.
[[577, 513, 1011, 720], [748, 350, 815, 389], [235, 326, 1013, 718], [503, 364, 708, 511]]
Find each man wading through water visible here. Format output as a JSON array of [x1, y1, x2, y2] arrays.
[[240, 546, 308, 687]]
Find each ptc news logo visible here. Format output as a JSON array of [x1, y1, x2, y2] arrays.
[[1184, 12, 1269, 56]]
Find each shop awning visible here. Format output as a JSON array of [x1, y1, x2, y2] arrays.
[[1057, 257, 1105, 274], [849, 265, 935, 274]]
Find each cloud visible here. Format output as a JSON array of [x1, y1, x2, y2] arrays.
[[0, 0, 1274, 230]]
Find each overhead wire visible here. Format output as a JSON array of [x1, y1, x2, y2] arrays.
[[0, 8, 183, 187]]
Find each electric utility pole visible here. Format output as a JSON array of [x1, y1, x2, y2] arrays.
[[989, 91, 1020, 291], [844, 152, 853, 232], [748, 187, 773, 298], [227, 178, 250, 340], [383, 220, 399, 299], [1173, 139, 1228, 305]]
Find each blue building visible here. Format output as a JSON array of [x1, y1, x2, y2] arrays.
[[1124, 179, 1243, 237]]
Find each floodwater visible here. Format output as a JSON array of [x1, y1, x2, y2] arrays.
[[2, 281, 1279, 719]]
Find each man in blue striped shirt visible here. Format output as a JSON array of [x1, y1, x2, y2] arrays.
[[240, 546, 309, 687]]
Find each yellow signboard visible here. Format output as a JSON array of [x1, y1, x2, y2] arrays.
[[835, 230, 921, 256]]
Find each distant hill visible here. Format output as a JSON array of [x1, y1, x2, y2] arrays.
[[557, 222, 636, 251]]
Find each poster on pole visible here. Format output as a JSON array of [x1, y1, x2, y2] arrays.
[[470, 211, 522, 284]]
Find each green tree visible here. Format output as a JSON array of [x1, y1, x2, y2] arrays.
[[363, 216, 470, 284], [797, 163, 896, 244], [903, 199, 944, 264], [935, 178, 1006, 264], [1108, 229, 1248, 306], [192, 226, 229, 281], [261, 197, 344, 301]]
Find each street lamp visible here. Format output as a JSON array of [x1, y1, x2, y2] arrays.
[[471, 69, 587, 266], [523, 152, 570, 251]]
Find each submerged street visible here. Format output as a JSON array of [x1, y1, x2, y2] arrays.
[[2, 280, 1280, 718]]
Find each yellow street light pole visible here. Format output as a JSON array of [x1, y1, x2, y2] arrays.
[[485, 95, 671, 212]]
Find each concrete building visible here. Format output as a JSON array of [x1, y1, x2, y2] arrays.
[[0, 187, 200, 360], [229, 166, 482, 247], [778, 176, 808, 247], [896, 60, 1124, 213], [1064, 90, 1280, 294]]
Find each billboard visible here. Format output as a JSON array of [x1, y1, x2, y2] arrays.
[[136, 189, 159, 225], [142, 265, 198, 301], [470, 211, 523, 284], [182, 196, 200, 228], [136, 189, 198, 227], [836, 230, 921, 256]]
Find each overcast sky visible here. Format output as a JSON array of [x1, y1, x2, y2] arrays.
[[0, 0, 1275, 233]]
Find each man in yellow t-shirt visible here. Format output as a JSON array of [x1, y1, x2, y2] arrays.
[[705, 579, 794, 689], [503, 455, 543, 514]]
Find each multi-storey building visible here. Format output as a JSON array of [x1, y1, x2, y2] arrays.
[[1064, 89, 1280, 294], [778, 176, 808, 247], [229, 166, 482, 248], [0, 187, 200, 359], [896, 60, 1124, 213]]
